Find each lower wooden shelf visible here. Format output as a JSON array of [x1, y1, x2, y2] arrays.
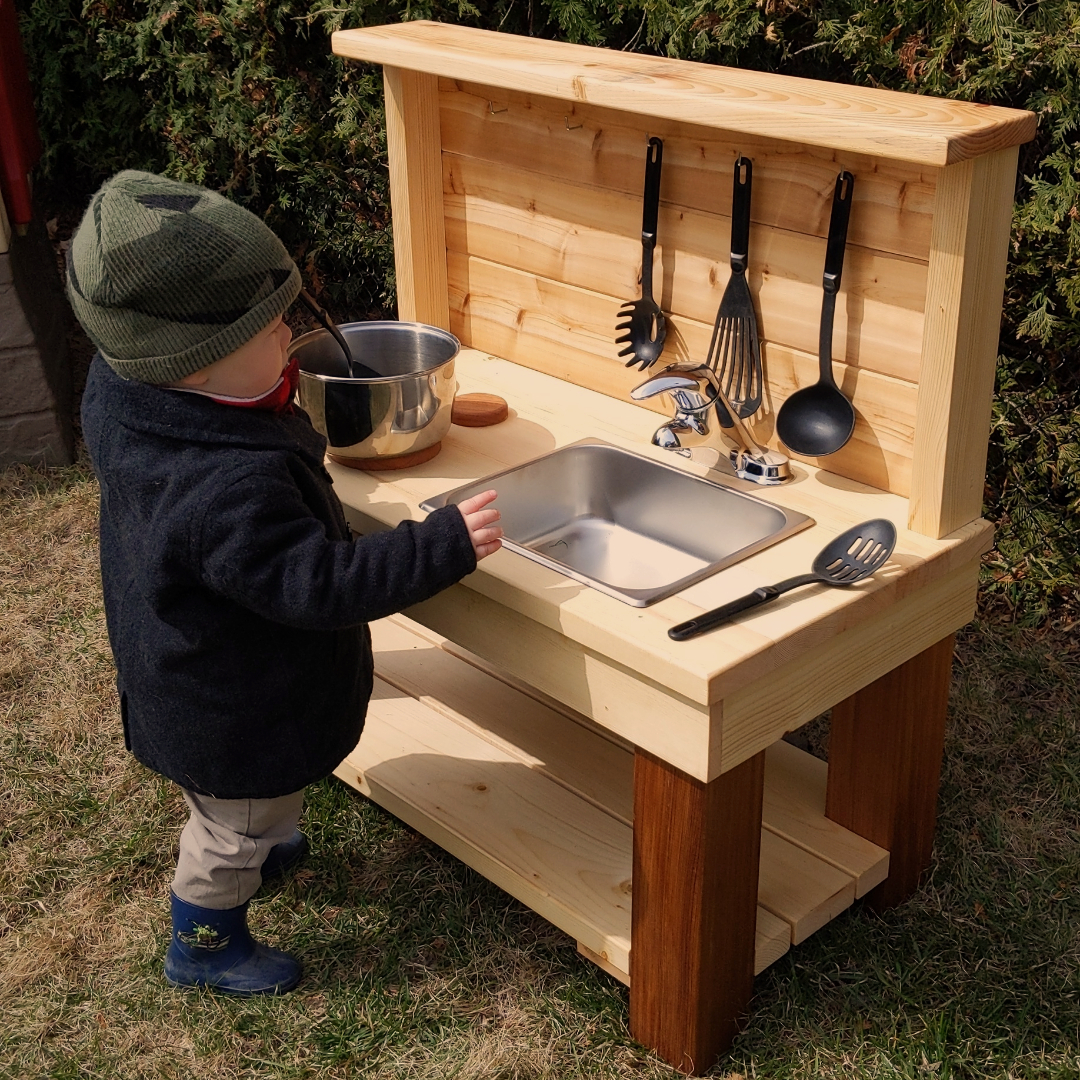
[[333, 615, 889, 984]]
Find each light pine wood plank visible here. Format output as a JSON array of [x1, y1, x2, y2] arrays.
[[577, 941, 631, 986], [447, 251, 919, 495], [716, 562, 979, 774], [442, 153, 928, 382], [758, 829, 855, 944], [371, 614, 877, 938], [337, 679, 808, 984], [333, 23, 1036, 166], [338, 678, 635, 973], [440, 80, 938, 262], [330, 350, 993, 724], [764, 739, 889, 898], [384, 66, 450, 328], [404, 581, 717, 781], [908, 147, 1019, 538], [751, 908, 793, 976], [374, 614, 884, 912], [371, 614, 634, 820]]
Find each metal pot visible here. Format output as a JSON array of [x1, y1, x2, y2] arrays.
[[293, 321, 459, 467]]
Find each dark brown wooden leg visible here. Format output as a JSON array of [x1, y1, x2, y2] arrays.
[[630, 749, 765, 1075], [825, 634, 955, 912]]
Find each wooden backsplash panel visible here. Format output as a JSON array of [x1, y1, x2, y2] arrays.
[[442, 154, 928, 383], [441, 80, 939, 261], [447, 254, 917, 495], [440, 80, 933, 495]]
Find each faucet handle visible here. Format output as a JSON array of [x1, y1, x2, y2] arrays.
[[633, 363, 794, 486]]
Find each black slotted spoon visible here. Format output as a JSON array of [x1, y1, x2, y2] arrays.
[[616, 137, 667, 371], [668, 518, 896, 641]]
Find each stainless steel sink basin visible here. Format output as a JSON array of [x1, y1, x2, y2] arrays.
[[421, 441, 814, 606]]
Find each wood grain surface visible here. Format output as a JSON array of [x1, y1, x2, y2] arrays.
[[909, 148, 1020, 538], [440, 80, 939, 262], [334, 23, 1036, 166], [446, 250, 921, 495], [631, 749, 764, 1073], [384, 66, 450, 328], [826, 634, 955, 911], [329, 348, 993, 754]]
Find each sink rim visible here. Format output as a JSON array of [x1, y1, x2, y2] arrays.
[[421, 439, 814, 606]]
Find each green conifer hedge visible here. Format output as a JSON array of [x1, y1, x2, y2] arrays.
[[15, 0, 1080, 624]]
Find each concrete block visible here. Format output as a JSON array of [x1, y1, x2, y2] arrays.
[[0, 222, 75, 465], [0, 345, 59, 416], [0, 410, 74, 467], [9, 221, 68, 342], [0, 281, 36, 349]]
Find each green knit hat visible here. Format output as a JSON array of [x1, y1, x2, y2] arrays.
[[66, 170, 302, 384]]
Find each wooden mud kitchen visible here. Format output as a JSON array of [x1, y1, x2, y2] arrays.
[[325, 22, 1036, 1074]]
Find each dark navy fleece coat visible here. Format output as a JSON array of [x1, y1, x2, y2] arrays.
[[81, 355, 476, 799]]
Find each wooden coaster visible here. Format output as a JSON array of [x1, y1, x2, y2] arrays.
[[451, 392, 509, 427], [328, 442, 442, 472]]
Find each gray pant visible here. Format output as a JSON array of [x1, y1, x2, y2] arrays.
[[173, 788, 305, 910]]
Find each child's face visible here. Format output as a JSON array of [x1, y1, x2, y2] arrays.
[[172, 316, 293, 398]]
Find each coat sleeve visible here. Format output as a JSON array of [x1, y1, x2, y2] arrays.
[[196, 464, 477, 630]]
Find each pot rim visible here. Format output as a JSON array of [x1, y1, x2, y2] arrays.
[[292, 320, 460, 385]]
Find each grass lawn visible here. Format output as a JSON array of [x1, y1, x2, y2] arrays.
[[2, 457, 1078, 1079]]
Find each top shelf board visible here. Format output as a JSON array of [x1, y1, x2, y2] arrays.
[[332, 21, 1036, 168]]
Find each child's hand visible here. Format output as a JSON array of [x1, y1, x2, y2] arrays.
[[458, 489, 502, 561]]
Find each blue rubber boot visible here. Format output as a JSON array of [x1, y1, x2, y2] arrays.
[[261, 830, 309, 879], [164, 892, 302, 995]]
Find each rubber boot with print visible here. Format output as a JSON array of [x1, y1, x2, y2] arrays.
[[164, 891, 301, 995]]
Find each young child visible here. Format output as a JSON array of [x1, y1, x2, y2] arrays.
[[71, 170, 501, 997]]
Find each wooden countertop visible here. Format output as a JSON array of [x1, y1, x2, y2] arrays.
[[329, 350, 993, 711], [332, 21, 1036, 167]]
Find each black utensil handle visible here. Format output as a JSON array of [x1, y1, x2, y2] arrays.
[[640, 137, 663, 299], [667, 573, 819, 641], [818, 288, 838, 386], [822, 171, 854, 295], [642, 137, 663, 239], [817, 172, 853, 385], [730, 156, 752, 273], [299, 288, 353, 366], [668, 587, 777, 641]]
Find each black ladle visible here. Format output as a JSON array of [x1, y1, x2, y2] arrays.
[[668, 517, 896, 641], [776, 171, 857, 457], [297, 288, 354, 378]]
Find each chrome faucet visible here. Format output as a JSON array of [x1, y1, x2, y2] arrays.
[[631, 363, 792, 485]]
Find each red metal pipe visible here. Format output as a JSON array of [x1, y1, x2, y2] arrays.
[[0, 0, 42, 225]]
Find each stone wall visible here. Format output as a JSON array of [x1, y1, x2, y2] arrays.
[[0, 218, 73, 466]]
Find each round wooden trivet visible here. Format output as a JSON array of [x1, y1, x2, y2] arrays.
[[328, 442, 442, 472], [451, 392, 509, 427]]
